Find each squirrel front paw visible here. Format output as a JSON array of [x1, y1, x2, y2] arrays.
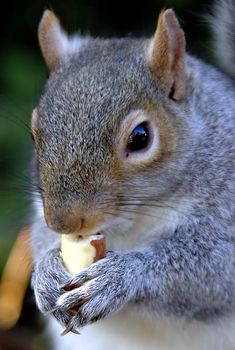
[[32, 249, 141, 333], [32, 248, 71, 327], [56, 251, 139, 332]]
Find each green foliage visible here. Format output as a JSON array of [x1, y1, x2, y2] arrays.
[[0, 47, 46, 268]]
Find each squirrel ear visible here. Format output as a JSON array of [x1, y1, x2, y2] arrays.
[[38, 10, 86, 71], [148, 9, 187, 101], [38, 10, 67, 70]]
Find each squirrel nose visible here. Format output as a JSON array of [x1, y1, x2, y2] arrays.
[[45, 209, 84, 234]]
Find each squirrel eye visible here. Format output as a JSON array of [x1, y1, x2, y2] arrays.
[[126, 122, 150, 152]]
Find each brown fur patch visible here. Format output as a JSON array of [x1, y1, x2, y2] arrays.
[[149, 9, 186, 101], [38, 10, 63, 70]]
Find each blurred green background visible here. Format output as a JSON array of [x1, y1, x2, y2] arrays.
[[0, 0, 214, 348]]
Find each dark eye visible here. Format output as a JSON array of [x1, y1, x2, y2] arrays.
[[126, 122, 150, 152]]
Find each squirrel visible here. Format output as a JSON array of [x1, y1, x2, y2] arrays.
[[30, 0, 235, 349]]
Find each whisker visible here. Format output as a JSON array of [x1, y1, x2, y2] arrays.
[[0, 106, 31, 133], [100, 195, 189, 217]]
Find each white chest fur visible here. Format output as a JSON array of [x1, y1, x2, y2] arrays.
[[47, 308, 235, 350]]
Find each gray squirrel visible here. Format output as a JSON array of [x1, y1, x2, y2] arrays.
[[30, 1, 235, 349]]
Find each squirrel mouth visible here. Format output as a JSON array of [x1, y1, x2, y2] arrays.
[[75, 232, 103, 240]]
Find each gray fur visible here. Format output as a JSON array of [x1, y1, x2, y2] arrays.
[[31, 0, 235, 341], [210, 0, 235, 77]]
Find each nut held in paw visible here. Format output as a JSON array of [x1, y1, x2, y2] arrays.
[[61, 234, 106, 275]]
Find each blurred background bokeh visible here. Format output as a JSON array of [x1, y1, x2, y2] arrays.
[[0, 0, 214, 348]]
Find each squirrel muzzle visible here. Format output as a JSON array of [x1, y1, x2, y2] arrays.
[[44, 207, 84, 234], [44, 204, 105, 236]]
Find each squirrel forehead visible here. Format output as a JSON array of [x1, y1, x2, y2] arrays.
[[38, 38, 158, 117], [35, 38, 160, 162]]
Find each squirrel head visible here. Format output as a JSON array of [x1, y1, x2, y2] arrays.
[[31, 9, 188, 237]]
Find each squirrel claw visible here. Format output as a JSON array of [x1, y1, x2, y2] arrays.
[[60, 325, 74, 336], [60, 325, 80, 336], [45, 306, 60, 315], [60, 283, 70, 291], [71, 328, 80, 335], [60, 282, 76, 291], [61, 281, 83, 291]]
